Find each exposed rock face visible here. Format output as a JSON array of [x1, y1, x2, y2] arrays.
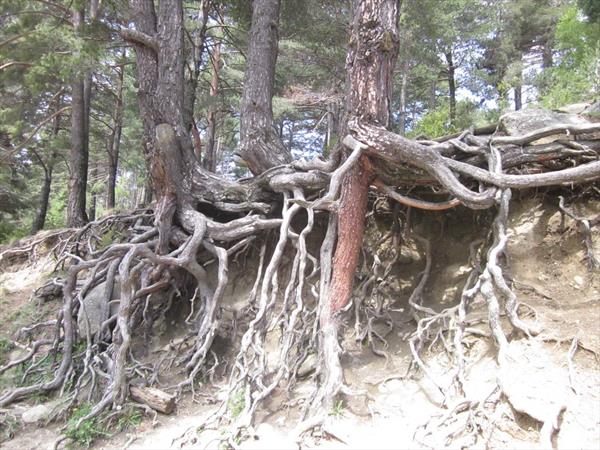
[[499, 108, 592, 144], [77, 280, 120, 337]]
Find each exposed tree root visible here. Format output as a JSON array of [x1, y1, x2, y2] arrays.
[[0, 120, 598, 449], [559, 196, 600, 270]]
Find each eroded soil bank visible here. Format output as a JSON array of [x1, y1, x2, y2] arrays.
[[1, 196, 599, 449]]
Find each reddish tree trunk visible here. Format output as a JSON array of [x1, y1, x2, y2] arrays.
[[326, 0, 399, 315]]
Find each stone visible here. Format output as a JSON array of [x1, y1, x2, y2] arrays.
[[499, 108, 592, 144], [297, 353, 317, 377], [77, 279, 120, 337], [556, 103, 591, 115], [21, 402, 58, 424], [546, 211, 563, 234], [583, 101, 600, 120]]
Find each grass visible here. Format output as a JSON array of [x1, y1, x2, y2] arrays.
[[64, 404, 142, 448], [0, 410, 20, 443], [0, 337, 14, 364], [65, 404, 111, 448], [330, 400, 345, 418], [228, 389, 246, 419]]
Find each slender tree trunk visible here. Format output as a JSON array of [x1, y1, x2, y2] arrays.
[[88, 163, 97, 221], [328, 0, 399, 322], [106, 58, 125, 210], [31, 160, 54, 233], [398, 60, 409, 135], [67, 7, 88, 227], [514, 83, 522, 111], [429, 78, 437, 110], [32, 96, 62, 233], [514, 51, 523, 111], [236, 0, 291, 175], [445, 50, 456, 125], [542, 41, 553, 69], [143, 178, 153, 206], [203, 28, 222, 173]]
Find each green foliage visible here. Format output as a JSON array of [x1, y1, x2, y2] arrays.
[[539, 4, 600, 107], [330, 400, 345, 418], [114, 409, 142, 432], [228, 389, 246, 419], [64, 403, 140, 448], [579, 0, 600, 23], [0, 410, 20, 443], [65, 404, 111, 448], [408, 101, 483, 139], [0, 338, 14, 364]]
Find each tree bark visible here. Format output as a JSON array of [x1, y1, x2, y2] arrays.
[[67, 7, 88, 228], [88, 163, 97, 221], [203, 25, 222, 173], [31, 159, 54, 234], [514, 51, 523, 111], [32, 96, 62, 234], [398, 60, 409, 135], [106, 58, 125, 210], [236, 0, 291, 175], [318, 0, 399, 407], [445, 50, 456, 125], [328, 0, 399, 313], [514, 83, 522, 111]]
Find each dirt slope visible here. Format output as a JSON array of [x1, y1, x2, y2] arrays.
[[1, 196, 599, 450]]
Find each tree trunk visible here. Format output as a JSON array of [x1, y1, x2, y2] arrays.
[[67, 8, 88, 227], [88, 163, 97, 222], [318, 0, 399, 407], [236, 0, 291, 175], [31, 162, 54, 234], [328, 0, 399, 314], [514, 51, 523, 111], [203, 26, 222, 173], [514, 83, 522, 111], [398, 60, 409, 135], [542, 41, 553, 69], [445, 50, 456, 125], [32, 96, 62, 234], [106, 58, 125, 210]]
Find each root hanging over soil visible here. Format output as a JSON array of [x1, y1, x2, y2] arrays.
[[1, 118, 599, 448]]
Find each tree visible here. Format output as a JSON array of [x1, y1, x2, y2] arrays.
[[2, 2, 600, 448], [67, 1, 101, 227], [236, 0, 292, 175]]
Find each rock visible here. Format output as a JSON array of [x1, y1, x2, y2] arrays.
[[546, 211, 563, 234], [499, 108, 592, 144], [297, 353, 317, 377], [556, 103, 591, 114], [33, 280, 63, 302], [582, 101, 600, 120], [573, 275, 584, 289], [21, 402, 59, 424], [77, 280, 120, 337]]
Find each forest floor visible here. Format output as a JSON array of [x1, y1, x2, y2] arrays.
[[1, 195, 599, 449]]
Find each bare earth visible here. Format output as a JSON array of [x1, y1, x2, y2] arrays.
[[2, 197, 599, 450]]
